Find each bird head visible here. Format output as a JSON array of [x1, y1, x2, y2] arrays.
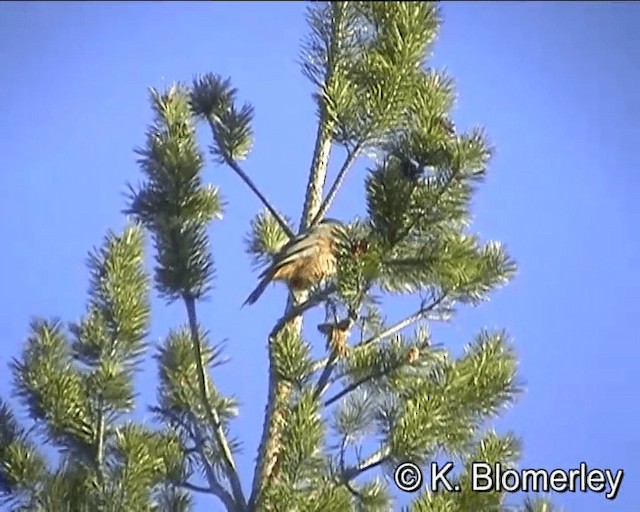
[[315, 218, 346, 236], [313, 218, 351, 254], [317, 217, 343, 226]]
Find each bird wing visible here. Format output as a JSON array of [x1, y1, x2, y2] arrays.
[[271, 236, 321, 273], [258, 221, 339, 279]]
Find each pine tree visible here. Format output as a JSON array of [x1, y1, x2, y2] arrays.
[[0, 227, 190, 511], [1, 2, 560, 512]]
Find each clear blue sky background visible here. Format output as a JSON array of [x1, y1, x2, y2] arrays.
[[1, 2, 638, 511]]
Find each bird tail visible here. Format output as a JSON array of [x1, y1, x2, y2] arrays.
[[242, 274, 272, 307]]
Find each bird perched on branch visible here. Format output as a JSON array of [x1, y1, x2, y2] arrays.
[[243, 218, 347, 306]]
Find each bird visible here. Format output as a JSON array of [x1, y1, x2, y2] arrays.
[[243, 218, 347, 306]]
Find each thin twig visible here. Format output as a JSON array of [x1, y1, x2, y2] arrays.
[[324, 368, 384, 408], [309, 358, 328, 374], [155, 406, 195, 439], [310, 144, 362, 226], [319, 297, 446, 406], [206, 117, 295, 240], [314, 305, 362, 398], [313, 350, 339, 400], [355, 295, 446, 350], [162, 407, 235, 509], [269, 286, 336, 339], [178, 481, 217, 494], [187, 412, 237, 510], [313, 312, 357, 399], [340, 447, 390, 482], [324, 342, 423, 407], [312, 295, 447, 374], [183, 294, 246, 510], [226, 159, 295, 240], [339, 435, 363, 499]]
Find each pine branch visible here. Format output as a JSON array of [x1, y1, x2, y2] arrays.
[[313, 312, 358, 399], [313, 351, 340, 400], [356, 294, 447, 350], [248, 287, 334, 509], [252, 5, 352, 506], [310, 144, 362, 227], [340, 447, 390, 483], [300, 117, 334, 231], [324, 356, 403, 408], [156, 405, 229, 503], [205, 117, 295, 240], [185, 410, 235, 510], [177, 481, 216, 495], [311, 294, 447, 375], [183, 295, 246, 510]]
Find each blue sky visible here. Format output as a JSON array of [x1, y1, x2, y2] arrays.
[[1, 2, 638, 511]]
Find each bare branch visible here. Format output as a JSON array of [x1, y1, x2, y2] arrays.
[[324, 363, 392, 408], [313, 350, 339, 399], [162, 407, 236, 510], [310, 145, 363, 226], [300, 117, 334, 231], [183, 295, 247, 510], [226, 158, 295, 240], [177, 481, 216, 495], [340, 447, 391, 483], [269, 286, 336, 340], [338, 435, 364, 499], [311, 295, 447, 378], [206, 118, 295, 240], [313, 313, 357, 399], [309, 357, 327, 374], [355, 294, 447, 350]]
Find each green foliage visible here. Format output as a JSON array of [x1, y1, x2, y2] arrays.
[[271, 327, 315, 388], [408, 431, 521, 512], [0, 398, 48, 505], [1, 226, 190, 511], [129, 84, 247, 509], [191, 74, 255, 163], [263, 477, 352, 512], [301, 2, 441, 150], [277, 390, 325, 485], [3, 2, 552, 511], [126, 86, 223, 302], [521, 496, 561, 512], [154, 328, 236, 417], [245, 209, 294, 270], [152, 327, 242, 476]]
